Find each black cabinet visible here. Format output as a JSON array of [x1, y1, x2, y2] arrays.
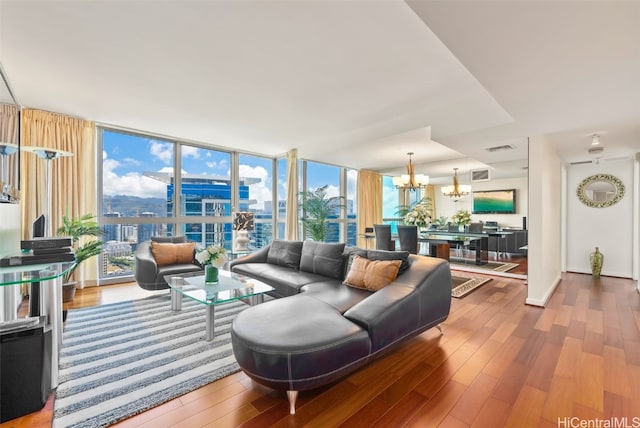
[[0, 317, 52, 422]]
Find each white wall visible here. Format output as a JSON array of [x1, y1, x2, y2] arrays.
[[434, 176, 528, 229], [527, 136, 563, 307], [0, 203, 23, 322], [565, 159, 634, 278]]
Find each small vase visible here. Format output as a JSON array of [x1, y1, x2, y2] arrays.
[[205, 265, 219, 284], [590, 247, 603, 278]]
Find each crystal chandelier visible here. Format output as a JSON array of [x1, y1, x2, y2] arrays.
[[392, 152, 429, 191], [441, 168, 471, 201]]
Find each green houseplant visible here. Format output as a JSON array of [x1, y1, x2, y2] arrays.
[[57, 214, 103, 302], [299, 185, 345, 242]]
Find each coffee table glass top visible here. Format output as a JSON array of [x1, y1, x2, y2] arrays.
[[164, 270, 273, 306]]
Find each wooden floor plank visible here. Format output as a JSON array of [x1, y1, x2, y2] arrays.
[[3, 272, 639, 428]]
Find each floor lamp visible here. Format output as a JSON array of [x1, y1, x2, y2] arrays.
[[22, 146, 74, 237]]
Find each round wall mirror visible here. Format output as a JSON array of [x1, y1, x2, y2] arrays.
[[576, 174, 625, 208]]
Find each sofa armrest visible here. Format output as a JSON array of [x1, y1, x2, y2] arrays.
[[134, 241, 159, 286], [344, 255, 451, 352], [230, 245, 270, 269]]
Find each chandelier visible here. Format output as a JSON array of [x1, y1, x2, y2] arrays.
[[441, 168, 471, 201], [392, 152, 428, 191]]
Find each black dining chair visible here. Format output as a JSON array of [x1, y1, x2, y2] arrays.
[[397, 225, 419, 254], [373, 224, 393, 251], [468, 222, 483, 233]]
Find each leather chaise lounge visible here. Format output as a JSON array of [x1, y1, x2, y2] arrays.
[[230, 240, 451, 414]]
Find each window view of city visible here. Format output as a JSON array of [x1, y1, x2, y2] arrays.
[[99, 129, 358, 281]]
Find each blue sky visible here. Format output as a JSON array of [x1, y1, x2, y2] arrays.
[[102, 130, 357, 208]]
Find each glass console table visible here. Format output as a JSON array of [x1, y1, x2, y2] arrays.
[[0, 261, 75, 389]]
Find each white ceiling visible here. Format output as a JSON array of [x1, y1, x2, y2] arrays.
[[1, 1, 638, 182]]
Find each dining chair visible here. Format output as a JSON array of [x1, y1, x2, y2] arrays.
[[468, 222, 483, 233], [373, 224, 393, 251], [397, 225, 419, 254]]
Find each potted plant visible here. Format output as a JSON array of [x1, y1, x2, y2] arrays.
[[299, 185, 345, 242], [56, 214, 104, 302]]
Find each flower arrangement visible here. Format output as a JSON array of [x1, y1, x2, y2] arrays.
[[195, 244, 228, 268], [451, 209, 472, 227], [403, 203, 432, 227]]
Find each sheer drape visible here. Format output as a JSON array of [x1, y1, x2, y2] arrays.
[[357, 170, 382, 248], [0, 103, 20, 198], [285, 149, 299, 240], [21, 109, 97, 287]]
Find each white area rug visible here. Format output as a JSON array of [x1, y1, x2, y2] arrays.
[[54, 294, 246, 428]]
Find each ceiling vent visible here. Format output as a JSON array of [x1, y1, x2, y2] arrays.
[[485, 144, 515, 152], [470, 168, 490, 182], [588, 147, 604, 155], [570, 160, 592, 165]]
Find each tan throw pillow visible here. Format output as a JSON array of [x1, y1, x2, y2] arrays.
[[174, 242, 195, 264], [150, 242, 178, 266], [343, 255, 370, 289], [343, 255, 402, 291]]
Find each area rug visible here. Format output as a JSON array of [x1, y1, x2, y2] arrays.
[[451, 274, 493, 298], [53, 294, 247, 428], [450, 257, 519, 273]]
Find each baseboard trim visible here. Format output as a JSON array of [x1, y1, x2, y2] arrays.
[[525, 274, 562, 307]]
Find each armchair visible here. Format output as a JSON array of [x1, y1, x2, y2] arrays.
[[134, 236, 202, 291]]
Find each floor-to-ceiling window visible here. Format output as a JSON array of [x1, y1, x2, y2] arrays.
[[301, 160, 356, 244], [98, 128, 279, 282]]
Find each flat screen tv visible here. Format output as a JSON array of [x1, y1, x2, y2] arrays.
[[472, 189, 516, 214]]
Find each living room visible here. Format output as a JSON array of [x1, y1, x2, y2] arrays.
[[1, 1, 639, 427]]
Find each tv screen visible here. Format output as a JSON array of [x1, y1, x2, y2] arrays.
[[472, 189, 516, 214]]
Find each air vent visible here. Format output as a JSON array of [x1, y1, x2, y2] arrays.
[[570, 160, 592, 165], [485, 144, 515, 152], [470, 169, 490, 182], [588, 147, 604, 155]]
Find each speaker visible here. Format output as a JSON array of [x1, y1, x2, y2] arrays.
[[522, 216, 527, 230]]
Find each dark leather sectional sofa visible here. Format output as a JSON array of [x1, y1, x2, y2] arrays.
[[230, 240, 451, 414]]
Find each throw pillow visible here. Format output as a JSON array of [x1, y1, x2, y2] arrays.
[[343, 255, 402, 291], [299, 241, 346, 280], [174, 242, 196, 264], [150, 241, 195, 266], [266, 240, 303, 269]]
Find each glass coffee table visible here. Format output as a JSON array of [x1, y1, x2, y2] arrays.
[[164, 269, 273, 341]]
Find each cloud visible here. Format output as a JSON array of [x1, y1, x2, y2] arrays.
[[205, 158, 229, 171], [182, 146, 200, 158], [239, 164, 272, 210], [102, 152, 167, 198], [149, 140, 172, 164]]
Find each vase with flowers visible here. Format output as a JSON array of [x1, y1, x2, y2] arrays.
[[195, 244, 228, 284], [403, 201, 432, 232], [451, 209, 472, 232]]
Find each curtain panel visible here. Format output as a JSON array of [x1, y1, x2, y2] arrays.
[[285, 149, 299, 240], [356, 170, 382, 248], [21, 109, 97, 287], [0, 103, 20, 198]]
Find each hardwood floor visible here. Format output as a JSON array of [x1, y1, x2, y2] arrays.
[[2, 272, 638, 427]]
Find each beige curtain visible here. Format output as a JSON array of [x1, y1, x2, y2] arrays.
[[21, 109, 97, 287], [0, 103, 20, 199], [357, 170, 382, 248], [425, 184, 436, 221], [285, 148, 299, 240]]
